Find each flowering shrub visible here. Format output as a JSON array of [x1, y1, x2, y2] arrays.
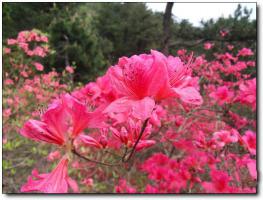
[[3, 30, 256, 193]]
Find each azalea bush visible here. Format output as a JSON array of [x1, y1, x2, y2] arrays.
[[3, 30, 256, 193]]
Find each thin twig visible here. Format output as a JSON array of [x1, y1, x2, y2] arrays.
[[72, 148, 122, 167], [104, 150, 122, 158], [121, 146, 128, 162], [123, 118, 149, 162]]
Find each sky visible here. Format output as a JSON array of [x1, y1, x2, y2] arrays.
[[146, 3, 256, 27]]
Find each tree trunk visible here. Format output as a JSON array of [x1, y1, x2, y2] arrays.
[[162, 2, 174, 55]]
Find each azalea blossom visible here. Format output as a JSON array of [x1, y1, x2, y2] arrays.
[[242, 130, 256, 155], [237, 48, 254, 57], [236, 78, 256, 110], [115, 179, 137, 193], [4, 47, 11, 54], [204, 42, 214, 50], [202, 169, 235, 193], [20, 93, 106, 146], [213, 129, 239, 148], [33, 62, 44, 71], [66, 66, 74, 74], [104, 50, 202, 120], [7, 38, 17, 45], [209, 86, 234, 105], [110, 119, 155, 151]]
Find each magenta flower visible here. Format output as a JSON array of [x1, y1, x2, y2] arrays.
[[20, 94, 106, 145], [209, 86, 234, 105], [213, 129, 239, 148], [110, 119, 155, 151], [204, 42, 214, 50], [21, 157, 79, 193], [115, 179, 137, 193], [242, 130, 256, 155], [237, 48, 254, 57], [237, 78, 256, 110], [247, 159, 257, 180], [33, 62, 44, 71], [202, 169, 235, 193], [105, 50, 202, 120], [66, 66, 74, 74]]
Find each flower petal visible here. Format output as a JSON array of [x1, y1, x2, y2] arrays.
[[132, 97, 155, 120], [78, 134, 102, 149], [173, 87, 203, 105]]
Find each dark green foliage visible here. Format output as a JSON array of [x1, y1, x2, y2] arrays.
[[95, 3, 163, 61], [3, 2, 256, 82]]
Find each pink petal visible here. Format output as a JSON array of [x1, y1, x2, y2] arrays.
[[132, 97, 155, 120], [41, 100, 67, 143], [63, 94, 107, 138], [173, 87, 203, 105], [78, 134, 102, 149], [148, 50, 170, 98], [67, 177, 79, 193], [135, 140, 156, 151], [247, 160, 257, 179], [20, 119, 64, 145], [21, 158, 69, 193], [202, 182, 216, 193], [108, 66, 132, 97], [103, 97, 134, 114]]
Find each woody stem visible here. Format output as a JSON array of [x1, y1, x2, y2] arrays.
[[72, 148, 121, 167], [123, 118, 149, 162]]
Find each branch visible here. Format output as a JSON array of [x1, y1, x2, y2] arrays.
[[123, 118, 149, 162], [72, 148, 122, 167]]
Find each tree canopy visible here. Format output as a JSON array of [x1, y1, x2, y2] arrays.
[[3, 2, 256, 82]]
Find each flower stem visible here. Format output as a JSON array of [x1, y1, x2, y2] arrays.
[[72, 148, 122, 167], [123, 118, 149, 162]]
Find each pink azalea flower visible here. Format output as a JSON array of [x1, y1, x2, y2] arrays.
[[213, 129, 239, 148], [4, 47, 11, 54], [237, 78, 256, 110], [33, 62, 44, 71], [105, 50, 202, 120], [177, 49, 186, 56], [247, 61, 255, 67], [3, 108, 12, 118], [21, 157, 79, 193], [202, 169, 234, 193], [164, 53, 203, 105], [227, 45, 234, 51], [220, 30, 228, 37], [237, 48, 254, 57], [144, 184, 159, 193], [242, 130, 256, 155], [66, 66, 74, 74], [115, 179, 137, 193], [82, 177, 94, 187], [4, 78, 14, 85], [20, 94, 106, 146], [209, 86, 234, 105], [20, 70, 29, 78], [110, 119, 155, 151], [7, 38, 17, 45], [40, 35, 48, 43], [18, 42, 29, 51], [247, 159, 257, 180], [32, 46, 47, 57], [204, 42, 214, 50]]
